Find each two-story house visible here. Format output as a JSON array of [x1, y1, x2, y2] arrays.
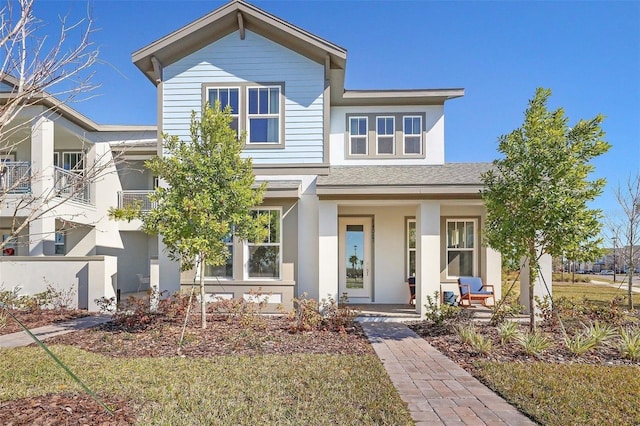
[[132, 0, 502, 315]]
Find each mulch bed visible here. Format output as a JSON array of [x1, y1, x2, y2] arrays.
[[1, 313, 373, 425], [0, 393, 136, 426], [409, 319, 640, 375], [0, 309, 91, 336], [46, 315, 374, 357]]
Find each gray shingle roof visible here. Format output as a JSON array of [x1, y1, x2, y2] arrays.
[[316, 163, 494, 187]]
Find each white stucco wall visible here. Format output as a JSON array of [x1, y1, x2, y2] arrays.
[[329, 105, 445, 166]]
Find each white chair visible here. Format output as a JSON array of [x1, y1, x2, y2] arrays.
[[136, 273, 150, 292]]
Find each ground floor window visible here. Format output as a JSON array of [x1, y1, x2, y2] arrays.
[[204, 234, 233, 278], [204, 208, 282, 280], [407, 219, 416, 278], [446, 219, 477, 278]]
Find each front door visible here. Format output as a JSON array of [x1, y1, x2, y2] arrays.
[[339, 217, 372, 300]]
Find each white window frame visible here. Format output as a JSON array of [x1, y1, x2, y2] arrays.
[[247, 207, 282, 280], [407, 219, 416, 278], [246, 86, 281, 144], [349, 116, 368, 155], [206, 87, 240, 135], [61, 151, 84, 172], [376, 116, 395, 155], [445, 219, 478, 279], [403, 115, 423, 155]]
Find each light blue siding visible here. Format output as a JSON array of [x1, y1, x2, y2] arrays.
[[163, 30, 325, 164]]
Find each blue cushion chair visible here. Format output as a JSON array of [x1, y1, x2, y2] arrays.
[[457, 276, 494, 307]]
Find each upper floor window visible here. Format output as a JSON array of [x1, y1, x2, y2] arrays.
[[376, 116, 395, 155], [446, 219, 477, 279], [54, 151, 84, 172], [403, 116, 422, 155], [345, 112, 425, 158], [208, 87, 239, 132], [204, 82, 284, 148], [248, 87, 280, 144], [349, 117, 368, 155]]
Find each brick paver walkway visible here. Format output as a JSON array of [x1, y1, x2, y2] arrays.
[[0, 314, 112, 348], [360, 322, 535, 425]]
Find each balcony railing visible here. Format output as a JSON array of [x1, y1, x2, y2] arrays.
[[0, 162, 31, 193], [118, 190, 155, 212], [54, 166, 91, 204]]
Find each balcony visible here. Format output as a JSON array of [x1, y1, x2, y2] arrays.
[[0, 162, 31, 193], [54, 167, 91, 204], [118, 190, 155, 212], [0, 163, 92, 204]]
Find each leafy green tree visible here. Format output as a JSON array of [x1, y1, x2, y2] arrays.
[[111, 103, 265, 328], [481, 88, 610, 330]]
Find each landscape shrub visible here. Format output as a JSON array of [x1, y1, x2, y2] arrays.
[[618, 327, 640, 361], [489, 293, 524, 326], [286, 293, 358, 333], [424, 291, 471, 328], [497, 320, 521, 345], [517, 331, 553, 357]]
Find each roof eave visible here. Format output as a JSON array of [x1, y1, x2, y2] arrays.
[[333, 88, 465, 106], [132, 0, 347, 85]]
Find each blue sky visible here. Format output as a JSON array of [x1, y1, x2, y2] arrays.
[[34, 0, 639, 229]]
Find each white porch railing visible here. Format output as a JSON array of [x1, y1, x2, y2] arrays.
[[0, 161, 31, 193], [118, 190, 155, 211], [54, 166, 91, 204]]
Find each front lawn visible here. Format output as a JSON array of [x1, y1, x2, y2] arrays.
[[0, 346, 411, 425], [0, 294, 413, 425]]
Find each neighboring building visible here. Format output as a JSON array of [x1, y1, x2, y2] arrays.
[[0, 0, 502, 315], [132, 0, 501, 315], [0, 76, 156, 310]]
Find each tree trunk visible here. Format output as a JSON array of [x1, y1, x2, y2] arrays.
[[629, 242, 635, 310], [200, 255, 207, 329], [528, 245, 537, 332]]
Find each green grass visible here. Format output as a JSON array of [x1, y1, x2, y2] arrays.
[[474, 362, 640, 425], [0, 346, 412, 425], [502, 279, 640, 307]]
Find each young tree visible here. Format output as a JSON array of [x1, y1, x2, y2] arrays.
[[0, 0, 103, 249], [611, 174, 640, 309], [481, 88, 610, 330], [112, 104, 265, 328]]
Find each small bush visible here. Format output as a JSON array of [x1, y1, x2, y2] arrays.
[[424, 291, 469, 327], [497, 321, 521, 345], [470, 332, 493, 355], [618, 327, 640, 361], [517, 331, 553, 357], [456, 323, 476, 345], [582, 321, 617, 346], [285, 293, 358, 333], [564, 333, 597, 356]]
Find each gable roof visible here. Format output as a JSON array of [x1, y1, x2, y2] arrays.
[[133, 0, 347, 84]]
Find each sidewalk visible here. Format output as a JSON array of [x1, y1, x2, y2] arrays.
[[360, 322, 535, 425], [0, 314, 112, 348]]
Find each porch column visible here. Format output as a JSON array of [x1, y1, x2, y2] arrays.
[[29, 117, 55, 256], [520, 252, 552, 316], [416, 201, 440, 316], [318, 200, 338, 302]]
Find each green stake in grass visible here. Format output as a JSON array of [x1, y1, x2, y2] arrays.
[[0, 302, 114, 415]]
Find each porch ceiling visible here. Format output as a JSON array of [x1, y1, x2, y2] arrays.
[[316, 163, 493, 197]]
